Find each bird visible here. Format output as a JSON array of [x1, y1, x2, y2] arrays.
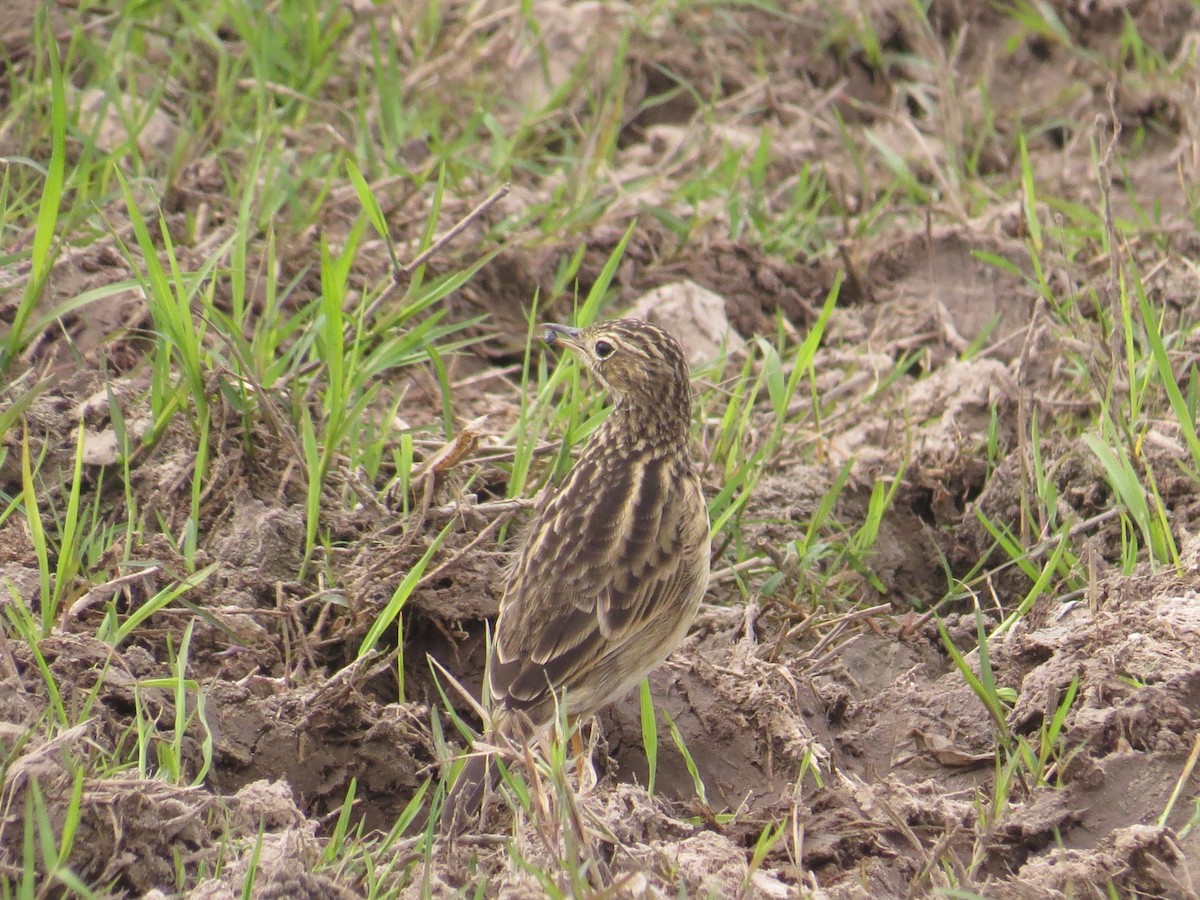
[[440, 317, 711, 833]]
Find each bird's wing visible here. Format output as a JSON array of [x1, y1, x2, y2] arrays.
[[488, 453, 707, 720]]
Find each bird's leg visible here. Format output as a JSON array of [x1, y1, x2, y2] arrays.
[[571, 719, 603, 794], [571, 728, 585, 783]]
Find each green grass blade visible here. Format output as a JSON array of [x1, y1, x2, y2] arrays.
[[639, 678, 657, 797], [358, 520, 453, 657], [3, 32, 66, 368]]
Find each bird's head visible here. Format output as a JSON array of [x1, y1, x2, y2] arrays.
[[543, 318, 691, 412]]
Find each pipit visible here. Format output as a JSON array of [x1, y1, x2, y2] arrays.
[[440, 317, 710, 832]]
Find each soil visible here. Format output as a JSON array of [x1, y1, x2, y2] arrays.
[[2, 0, 1200, 898]]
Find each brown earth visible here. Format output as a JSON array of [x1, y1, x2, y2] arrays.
[[2, 0, 1200, 897]]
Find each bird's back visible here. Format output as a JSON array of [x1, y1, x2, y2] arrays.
[[488, 431, 709, 725]]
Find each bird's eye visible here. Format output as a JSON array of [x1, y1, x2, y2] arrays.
[[594, 339, 615, 360]]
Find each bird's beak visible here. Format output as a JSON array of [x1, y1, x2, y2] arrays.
[[543, 323, 582, 349]]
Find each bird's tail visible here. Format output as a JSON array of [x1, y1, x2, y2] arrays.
[[439, 747, 500, 834]]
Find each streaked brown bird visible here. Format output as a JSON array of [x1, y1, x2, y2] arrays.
[[440, 317, 710, 832]]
